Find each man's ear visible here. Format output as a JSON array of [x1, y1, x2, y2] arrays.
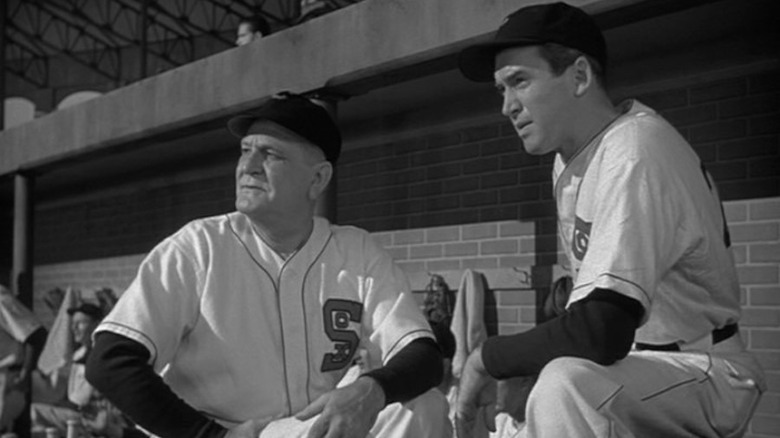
[[309, 161, 333, 200], [572, 56, 594, 97]]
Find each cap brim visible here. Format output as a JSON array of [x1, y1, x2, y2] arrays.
[[227, 114, 258, 139], [458, 40, 541, 83]]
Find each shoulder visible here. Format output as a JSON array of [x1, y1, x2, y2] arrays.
[[598, 100, 696, 171]]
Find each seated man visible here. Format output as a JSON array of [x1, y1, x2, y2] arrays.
[[86, 93, 452, 438], [32, 303, 129, 436]]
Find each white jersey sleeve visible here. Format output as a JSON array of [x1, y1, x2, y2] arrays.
[[96, 227, 202, 369]]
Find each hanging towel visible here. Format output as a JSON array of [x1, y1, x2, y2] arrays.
[[37, 287, 81, 385], [451, 269, 487, 379]]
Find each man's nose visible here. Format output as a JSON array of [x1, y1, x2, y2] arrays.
[[501, 92, 522, 119]]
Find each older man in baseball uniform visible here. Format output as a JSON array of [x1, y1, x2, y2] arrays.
[[455, 3, 765, 437], [86, 94, 451, 438]]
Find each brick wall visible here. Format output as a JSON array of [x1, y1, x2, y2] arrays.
[[30, 197, 780, 437], [338, 69, 779, 234]]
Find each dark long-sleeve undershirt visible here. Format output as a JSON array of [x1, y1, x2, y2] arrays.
[[482, 289, 643, 379], [87, 332, 442, 438]]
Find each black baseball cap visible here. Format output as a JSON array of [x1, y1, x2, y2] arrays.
[[227, 93, 342, 163], [458, 2, 607, 82], [67, 303, 103, 320]]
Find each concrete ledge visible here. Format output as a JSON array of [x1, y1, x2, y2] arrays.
[[0, 0, 612, 177]]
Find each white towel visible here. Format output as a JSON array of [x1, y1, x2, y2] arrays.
[[37, 287, 81, 386]]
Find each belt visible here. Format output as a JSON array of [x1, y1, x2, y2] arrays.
[[636, 323, 738, 352]]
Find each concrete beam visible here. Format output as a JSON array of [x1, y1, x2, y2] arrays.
[[0, 0, 624, 177]]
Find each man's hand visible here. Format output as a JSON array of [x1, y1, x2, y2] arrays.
[[226, 418, 273, 438], [455, 345, 497, 437], [296, 376, 385, 438]]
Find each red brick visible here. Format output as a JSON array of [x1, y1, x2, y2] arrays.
[[371, 232, 393, 247], [426, 132, 461, 149], [462, 124, 501, 143], [481, 137, 522, 156], [751, 199, 780, 220], [426, 195, 460, 212], [754, 351, 780, 371], [462, 257, 499, 270], [426, 259, 461, 271], [442, 176, 480, 193], [498, 323, 534, 335], [386, 247, 409, 261], [519, 307, 536, 324], [690, 78, 747, 104], [718, 136, 778, 160], [481, 239, 519, 255], [408, 181, 442, 198], [444, 242, 478, 257], [750, 114, 780, 135], [719, 93, 780, 118], [749, 157, 780, 178], [749, 71, 780, 94], [741, 308, 780, 327], [393, 199, 426, 215], [749, 286, 780, 306], [750, 414, 780, 436], [752, 243, 780, 263], [707, 161, 747, 181], [496, 290, 536, 306], [463, 157, 499, 175], [751, 330, 780, 349], [480, 206, 519, 222], [731, 223, 779, 243], [755, 393, 780, 416], [690, 120, 747, 143], [425, 226, 460, 243], [719, 178, 780, 202], [481, 171, 518, 189], [499, 255, 537, 268], [500, 185, 540, 203], [393, 229, 424, 245], [463, 191, 498, 208], [500, 221, 536, 237], [636, 88, 688, 110], [396, 260, 426, 272], [662, 104, 717, 127], [427, 163, 462, 180], [463, 223, 498, 240], [375, 156, 410, 173]]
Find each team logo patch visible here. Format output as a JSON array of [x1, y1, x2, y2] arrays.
[[572, 216, 592, 261], [321, 299, 363, 372]]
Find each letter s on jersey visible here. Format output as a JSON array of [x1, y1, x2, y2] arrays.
[[572, 216, 592, 261], [321, 299, 363, 372]]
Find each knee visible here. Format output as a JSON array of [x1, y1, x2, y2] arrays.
[[404, 388, 450, 420], [528, 357, 597, 408]]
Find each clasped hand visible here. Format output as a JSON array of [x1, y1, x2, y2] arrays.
[[455, 346, 498, 437]]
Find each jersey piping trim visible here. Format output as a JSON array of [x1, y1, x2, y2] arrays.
[[97, 321, 159, 363], [573, 272, 651, 304], [385, 328, 433, 363], [227, 214, 276, 287], [300, 231, 335, 406]]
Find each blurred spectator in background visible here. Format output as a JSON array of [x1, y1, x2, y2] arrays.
[[0, 284, 47, 434], [31, 303, 129, 436], [235, 16, 270, 46]]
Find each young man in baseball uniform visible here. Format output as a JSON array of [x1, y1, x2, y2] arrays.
[[85, 94, 451, 438], [455, 3, 765, 437]]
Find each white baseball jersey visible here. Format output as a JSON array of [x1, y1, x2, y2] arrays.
[[95, 213, 433, 425], [554, 100, 741, 346]]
